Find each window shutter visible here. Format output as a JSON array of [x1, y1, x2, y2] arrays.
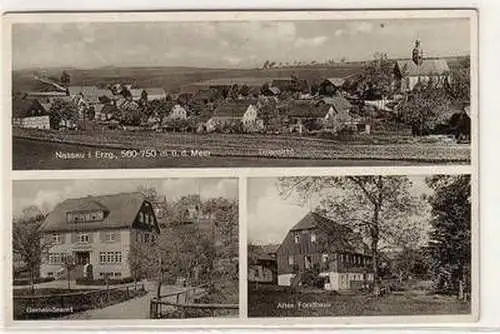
[[99, 231, 105, 242], [115, 231, 121, 242], [71, 232, 78, 243], [88, 232, 94, 243], [60, 233, 66, 244]]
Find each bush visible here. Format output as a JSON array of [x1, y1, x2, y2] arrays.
[[13, 277, 55, 286], [75, 277, 134, 286]]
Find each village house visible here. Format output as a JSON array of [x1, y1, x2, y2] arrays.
[[39, 192, 160, 280], [67, 86, 116, 105], [12, 99, 52, 130], [206, 102, 264, 133], [142, 88, 167, 101], [276, 212, 374, 291], [248, 244, 278, 285], [393, 40, 450, 92], [166, 104, 188, 120]]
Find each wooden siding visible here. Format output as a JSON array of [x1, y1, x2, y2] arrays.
[[277, 227, 372, 275]]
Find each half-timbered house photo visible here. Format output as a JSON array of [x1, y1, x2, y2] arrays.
[[247, 175, 472, 318]]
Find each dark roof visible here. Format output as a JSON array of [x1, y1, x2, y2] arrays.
[[12, 99, 49, 118], [248, 245, 276, 262], [284, 101, 330, 118], [213, 101, 257, 117], [289, 212, 369, 254], [396, 59, 450, 77], [260, 244, 280, 255], [41, 192, 147, 233]]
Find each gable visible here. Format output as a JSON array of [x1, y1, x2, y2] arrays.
[[41, 192, 146, 233]]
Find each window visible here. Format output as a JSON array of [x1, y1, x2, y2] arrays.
[[105, 232, 116, 242], [79, 233, 89, 243], [144, 233, 150, 243], [294, 232, 300, 243], [288, 255, 294, 266], [101, 251, 122, 264], [114, 272, 122, 278], [340, 254, 344, 263], [310, 232, 317, 243], [321, 254, 329, 263], [100, 252, 106, 264], [48, 252, 66, 264], [139, 212, 144, 223], [52, 233, 61, 244]]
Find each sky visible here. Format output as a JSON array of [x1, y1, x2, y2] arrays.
[[247, 176, 434, 246], [12, 178, 237, 217], [12, 18, 471, 70]]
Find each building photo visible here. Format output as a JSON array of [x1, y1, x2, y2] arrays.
[[247, 175, 472, 318], [12, 178, 239, 320]]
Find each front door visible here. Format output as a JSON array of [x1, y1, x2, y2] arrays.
[[74, 251, 90, 265]]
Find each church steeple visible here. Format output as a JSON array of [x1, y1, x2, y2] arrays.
[[412, 39, 424, 66]]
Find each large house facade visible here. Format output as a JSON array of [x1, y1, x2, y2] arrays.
[[276, 212, 374, 291], [39, 192, 160, 280]]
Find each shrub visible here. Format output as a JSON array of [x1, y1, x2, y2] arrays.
[[13, 277, 55, 286], [75, 277, 134, 286]]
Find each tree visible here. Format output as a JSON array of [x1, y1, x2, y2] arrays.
[[278, 176, 426, 295], [60, 70, 71, 87], [62, 254, 77, 290], [119, 101, 142, 126], [426, 175, 471, 300], [49, 99, 79, 129], [398, 85, 453, 136], [448, 57, 471, 104], [12, 212, 51, 293], [353, 52, 394, 100]]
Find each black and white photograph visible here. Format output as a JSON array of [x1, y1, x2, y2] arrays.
[[247, 174, 473, 318], [11, 178, 239, 320], [8, 11, 474, 170]]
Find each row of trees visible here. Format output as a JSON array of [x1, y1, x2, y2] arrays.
[[261, 58, 348, 69], [278, 174, 471, 299]]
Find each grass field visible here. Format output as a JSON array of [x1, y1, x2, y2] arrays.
[[247, 285, 471, 317], [13, 128, 470, 164]]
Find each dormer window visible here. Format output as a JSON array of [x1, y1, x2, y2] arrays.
[[52, 233, 62, 244], [294, 232, 300, 243], [139, 212, 144, 223], [67, 210, 105, 223]]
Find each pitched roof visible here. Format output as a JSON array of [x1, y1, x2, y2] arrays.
[[41, 192, 146, 233], [143, 88, 166, 97], [260, 244, 280, 255], [290, 212, 368, 254], [396, 59, 450, 77], [67, 86, 114, 103], [248, 245, 276, 262], [321, 94, 352, 112], [284, 101, 330, 118], [213, 101, 257, 117], [12, 99, 49, 118], [326, 77, 347, 87]]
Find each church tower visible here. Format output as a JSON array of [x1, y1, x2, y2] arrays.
[[412, 39, 424, 66]]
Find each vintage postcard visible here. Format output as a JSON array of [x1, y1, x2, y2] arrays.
[[4, 10, 476, 170], [247, 173, 476, 320], [10, 178, 239, 321], [3, 9, 478, 328]]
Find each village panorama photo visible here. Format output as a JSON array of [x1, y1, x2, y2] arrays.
[[7, 10, 474, 169], [11, 178, 239, 320], [247, 174, 473, 318]]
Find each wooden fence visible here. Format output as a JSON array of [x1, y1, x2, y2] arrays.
[[150, 284, 238, 319]]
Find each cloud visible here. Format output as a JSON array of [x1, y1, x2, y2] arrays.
[[294, 36, 328, 48], [348, 21, 374, 34], [335, 29, 346, 37]]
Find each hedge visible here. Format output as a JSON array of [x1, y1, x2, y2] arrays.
[[13, 277, 55, 286], [75, 277, 134, 285]]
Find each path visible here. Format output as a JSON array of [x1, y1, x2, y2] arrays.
[[62, 281, 195, 319]]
